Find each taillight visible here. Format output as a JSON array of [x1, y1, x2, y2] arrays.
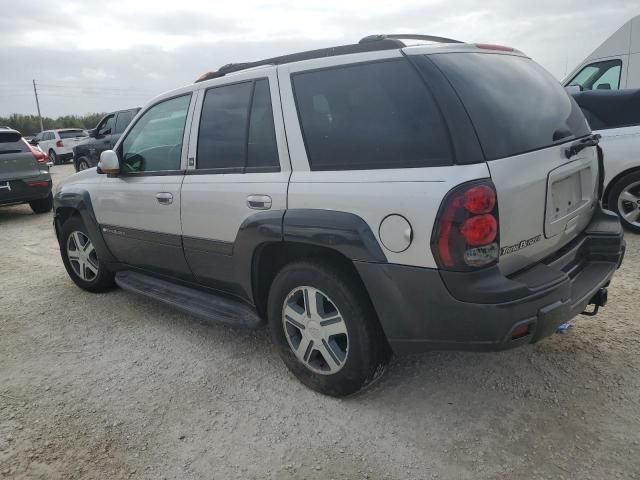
[[432, 180, 500, 271], [56, 140, 64, 148], [24, 140, 48, 164], [27, 180, 50, 188]]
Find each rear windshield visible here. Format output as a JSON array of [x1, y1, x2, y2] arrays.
[[59, 129, 88, 139], [429, 53, 590, 160], [0, 132, 29, 154]]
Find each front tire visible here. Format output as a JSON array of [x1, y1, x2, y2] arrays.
[[60, 217, 115, 292], [49, 149, 59, 165], [29, 193, 53, 214], [608, 171, 640, 233], [268, 260, 390, 397], [76, 157, 90, 171]]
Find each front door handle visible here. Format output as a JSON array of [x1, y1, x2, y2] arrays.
[[247, 194, 272, 210], [156, 192, 173, 205]]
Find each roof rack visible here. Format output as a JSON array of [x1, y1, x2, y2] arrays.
[[359, 34, 463, 44], [195, 34, 464, 83]]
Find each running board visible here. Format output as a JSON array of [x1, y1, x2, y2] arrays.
[[115, 271, 262, 329]]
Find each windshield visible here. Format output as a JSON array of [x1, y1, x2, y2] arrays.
[[428, 53, 590, 160]]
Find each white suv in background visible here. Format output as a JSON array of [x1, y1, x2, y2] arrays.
[[572, 89, 640, 233], [53, 35, 625, 396], [33, 128, 88, 165]]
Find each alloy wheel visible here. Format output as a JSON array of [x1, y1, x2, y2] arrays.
[[66, 231, 99, 282], [617, 180, 640, 228], [282, 286, 349, 375]]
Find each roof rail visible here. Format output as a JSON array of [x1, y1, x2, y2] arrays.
[[195, 34, 463, 83], [359, 34, 464, 44]]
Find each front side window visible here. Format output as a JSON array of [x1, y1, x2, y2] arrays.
[[97, 115, 115, 136], [197, 79, 279, 171], [292, 59, 452, 171], [569, 60, 622, 91], [114, 110, 136, 134], [120, 95, 191, 173]]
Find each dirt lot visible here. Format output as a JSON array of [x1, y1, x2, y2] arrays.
[[1, 163, 639, 480]]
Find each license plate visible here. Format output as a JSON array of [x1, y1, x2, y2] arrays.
[[550, 169, 588, 222]]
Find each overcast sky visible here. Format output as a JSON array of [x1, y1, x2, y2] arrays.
[[1, 0, 638, 117]]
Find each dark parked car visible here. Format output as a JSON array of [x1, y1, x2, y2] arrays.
[[0, 128, 53, 213], [73, 108, 140, 171]]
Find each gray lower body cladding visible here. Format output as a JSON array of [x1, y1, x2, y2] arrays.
[[356, 207, 625, 355]]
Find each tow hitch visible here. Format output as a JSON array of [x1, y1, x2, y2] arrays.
[[581, 287, 608, 317]]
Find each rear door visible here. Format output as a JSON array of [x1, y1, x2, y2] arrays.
[[180, 67, 290, 297], [39, 131, 53, 155], [428, 51, 598, 274], [0, 131, 39, 182]]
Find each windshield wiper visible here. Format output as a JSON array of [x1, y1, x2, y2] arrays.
[[565, 133, 601, 159]]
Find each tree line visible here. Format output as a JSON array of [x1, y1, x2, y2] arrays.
[[0, 113, 106, 136]]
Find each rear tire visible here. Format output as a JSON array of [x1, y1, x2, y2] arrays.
[[608, 171, 640, 233], [29, 193, 53, 214], [60, 217, 115, 292], [267, 260, 390, 397], [49, 149, 59, 165]]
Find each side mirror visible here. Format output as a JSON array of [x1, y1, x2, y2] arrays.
[[88, 129, 97, 138], [564, 85, 582, 95], [97, 150, 120, 175]]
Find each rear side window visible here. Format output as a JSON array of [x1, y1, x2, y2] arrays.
[[292, 59, 452, 171], [429, 53, 590, 161], [0, 132, 29, 154], [59, 130, 87, 139], [197, 79, 280, 171]]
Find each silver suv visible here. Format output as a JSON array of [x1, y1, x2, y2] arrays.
[[53, 35, 626, 396]]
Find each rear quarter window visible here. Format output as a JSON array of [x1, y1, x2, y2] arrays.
[[292, 59, 453, 171], [429, 53, 590, 160]]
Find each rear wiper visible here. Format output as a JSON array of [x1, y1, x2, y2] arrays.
[[565, 134, 601, 159]]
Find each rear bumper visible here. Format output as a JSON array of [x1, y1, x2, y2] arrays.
[[0, 176, 52, 206], [356, 207, 625, 355]]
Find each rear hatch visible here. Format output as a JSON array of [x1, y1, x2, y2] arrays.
[[0, 130, 40, 181], [430, 51, 597, 275], [58, 129, 88, 151]]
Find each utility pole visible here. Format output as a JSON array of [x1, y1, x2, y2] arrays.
[[32, 80, 44, 132]]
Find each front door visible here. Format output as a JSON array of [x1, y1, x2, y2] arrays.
[[180, 68, 290, 299], [88, 114, 115, 166], [95, 93, 197, 279]]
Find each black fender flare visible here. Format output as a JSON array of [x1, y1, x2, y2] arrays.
[[53, 188, 116, 263], [233, 208, 386, 304]]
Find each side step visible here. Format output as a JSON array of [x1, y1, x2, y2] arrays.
[[115, 271, 262, 329]]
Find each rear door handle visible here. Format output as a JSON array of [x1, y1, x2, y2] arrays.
[[156, 192, 173, 205], [247, 194, 272, 210]]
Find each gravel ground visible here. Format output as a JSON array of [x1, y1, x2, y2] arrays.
[[1, 163, 639, 480]]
